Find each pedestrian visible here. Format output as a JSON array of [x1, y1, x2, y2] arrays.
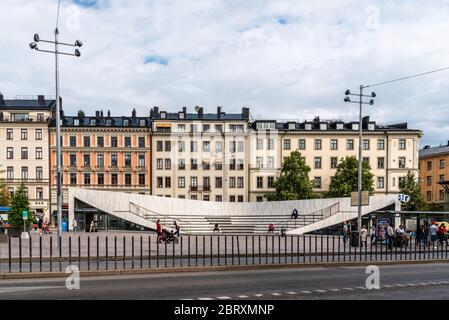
[[430, 222, 438, 247], [421, 221, 429, 247], [291, 209, 298, 219], [156, 219, 162, 243], [268, 223, 275, 233], [360, 225, 368, 248], [38, 217, 43, 234], [72, 218, 78, 233], [213, 223, 220, 232], [395, 225, 405, 248], [438, 223, 447, 246], [387, 224, 394, 250], [342, 221, 349, 244], [174, 221, 180, 237], [370, 224, 377, 244]]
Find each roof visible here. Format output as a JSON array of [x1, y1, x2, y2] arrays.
[[0, 99, 56, 110], [51, 116, 151, 128], [419, 145, 449, 159], [154, 113, 246, 121]]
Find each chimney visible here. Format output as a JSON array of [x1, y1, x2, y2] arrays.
[[38, 95, 45, 105], [150, 106, 159, 118], [100, 110, 104, 117], [217, 106, 223, 119], [95, 111, 100, 118], [0, 93, 4, 104], [132, 108, 136, 118], [241, 107, 249, 120], [424, 145, 430, 149], [313, 116, 320, 126], [107, 110, 111, 118], [196, 106, 203, 119], [78, 110, 85, 118], [183, 107, 187, 115]]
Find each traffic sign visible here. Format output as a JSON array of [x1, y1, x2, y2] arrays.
[[398, 194, 410, 203], [22, 210, 28, 220]]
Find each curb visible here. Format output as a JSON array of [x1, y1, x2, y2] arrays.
[[1, 259, 449, 280]]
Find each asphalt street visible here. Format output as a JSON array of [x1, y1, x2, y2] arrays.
[[1, 263, 449, 300]]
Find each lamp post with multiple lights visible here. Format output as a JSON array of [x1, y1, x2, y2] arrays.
[[344, 85, 376, 241], [29, 29, 82, 240]]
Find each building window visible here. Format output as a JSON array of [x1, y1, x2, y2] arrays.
[[298, 139, 306, 150], [267, 157, 274, 169], [237, 177, 244, 188], [330, 157, 338, 169], [427, 161, 432, 171], [440, 190, 445, 201], [215, 162, 223, 171], [165, 159, 171, 170], [215, 124, 223, 133], [111, 137, 118, 148], [377, 157, 385, 169], [7, 147, 13, 159], [178, 159, 185, 170], [398, 157, 406, 169], [125, 154, 132, 166], [21, 129, 27, 140], [216, 195, 223, 202], [165, 141, 171, 152], [191, 159, 198, 170], [35, 129, 42, 140], [256, 196, 263, 202], [314, 177, 322, 189], [237, 141, 244, 152], [156, 141, 163, 151], [36, 167, 43, 180], [377, 139, 385, 150], [399, 139, 406, 150], [203, 141, 210, 152], [178, 124, 185, 132], [97, 154, 104, 167], [21, 167, 28, 180], [330, 139, 338, 150], [377, 177, 385, 189], [203, 177, 211, 190], [139, 174, 146, 186], [440, 174, 445, 182], [363, 157, 370, 166], [157, 177, 163, 188], [283, 139, 291, 150], [256, 157, 264, 169], [125, 174, 132, 186], [97, 173, 104, 186], [347, 139, 354, 150], [427, 191, 432, 202], [138, 154, 145, 166], [178, 141, 185, 152], [427, 176, 432, 186], [70, 136, 76, 147], [138, 137, 145, 148], [203, 161, 210, 170], [267, 139, 275, 150], [257, 177, 263, 189], [238, 196, 244, 202], [215, 177, 223, 189], [84, 173, 91, 186], [314, 139, 322, 150], [36, 187, 43, 200], [70, 173, 77, 186], [229, 177, 236, 188], [267, 177, 274, 188], [124, 137, 131, 148], [230, 195, 236, 202], [6, 129, 13, 140], [314, 157, 322, 169], [157, 159, 163, 170], [21, 147, 28, 159], [215, 141, 222, 153], [190, 141, 198, 152], [111, 174, 118, 186], [35, 147, 43, 160], [7, 167, 13, 180], [257, 139, 264, 150], [70, 154, 77, 166], [111, 154, 118, 166], [190, 177, 198, 189], [83, 154, 91, 166], [84, 136, 90, 147], [399, 177, 406, 189], [440, 159, 446, 169], [97, 136, 104, 147], [363, 139, 370, 150]]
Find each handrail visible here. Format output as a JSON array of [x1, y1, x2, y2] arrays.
[[128, 202, 191, 226], [285, 202, 340, 229]]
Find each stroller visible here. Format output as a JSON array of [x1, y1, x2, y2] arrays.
[[42, 221, 52, 234], [161, 229, 179, 244]]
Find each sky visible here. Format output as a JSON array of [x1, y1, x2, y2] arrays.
[[1, 0, 449, 147]]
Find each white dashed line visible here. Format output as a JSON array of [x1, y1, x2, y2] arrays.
[[237, 295, 249, 299], [217, 296, 231, 300], [343, 288, 354, 291], [254, 294, 264, 298], [271, 293, 282, 296], [198, 298, 213, 300], [287, 291, 298, 295], [315, 290, 327, 293], [300, 291, 312, 294], [329, 289, 340, 292]]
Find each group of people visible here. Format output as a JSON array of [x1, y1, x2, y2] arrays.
[[36, 217, 51, 234], [418, 221, 447, 247], [156, 219, 180, 243]]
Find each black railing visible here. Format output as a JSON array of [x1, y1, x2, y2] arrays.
[[0, 233, 447, 273]]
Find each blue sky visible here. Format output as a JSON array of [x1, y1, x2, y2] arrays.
[[1, 0, 449, 147]]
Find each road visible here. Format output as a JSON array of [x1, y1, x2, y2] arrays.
[[1, 263, 449, 300]]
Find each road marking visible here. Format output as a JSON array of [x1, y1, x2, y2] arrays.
[[271, 293, 282, 296], [394, 284, 406, 287], [343, 288, 354, 291], [383, 285, 393, 288], [315, 290, 327, 293], [217, 296, 231, 300], [0, 286, 64, 294], [356, 287, 367, 290], [237, 295, 249, 298], [198, 298, 213, 300], [254, 294, 264, 298], [329, 289, 340, 292], [300, 291, 312, 294], [286, 291, 298, 295], [180, 299, 194, 300]]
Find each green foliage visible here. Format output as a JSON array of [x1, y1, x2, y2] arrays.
[[327, 156, 374, 198], [265, 150, 315, 201], [399, 170, 426, 211], [9, 183, 32, 228], [0, 179, 11, 207]]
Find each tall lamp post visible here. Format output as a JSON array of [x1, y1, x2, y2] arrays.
[[344, 85, 376, 239], [29, 30, 83, 240]]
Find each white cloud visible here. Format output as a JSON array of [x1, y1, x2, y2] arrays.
[[1, 0, 449, 146]]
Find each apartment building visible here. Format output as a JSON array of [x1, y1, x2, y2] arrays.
[[419, 143, 449, 207], [49, 109, 151, 228], [249, 116, 421, 201], [150, 106, 250, 202], [0, 94, 55, 218]]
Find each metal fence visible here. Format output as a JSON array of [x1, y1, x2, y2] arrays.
[[0, 233, 448, 273]]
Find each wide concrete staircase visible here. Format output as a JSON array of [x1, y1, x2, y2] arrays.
[[127, 201, 340, 234]]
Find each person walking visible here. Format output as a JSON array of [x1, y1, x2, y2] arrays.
[[370, 224, 377, 245], [360, 225, 368, 248], [387, 224, 394, 250], [430, 222, 438, 247], [173, 221, 180, 237], [156, 219, 162, 243], [438, 223, 447, 247], [37, 217, 43, 235], [342, 221, 349, 244], [421, 221, 429, 247], [72, 218, 78, 233]]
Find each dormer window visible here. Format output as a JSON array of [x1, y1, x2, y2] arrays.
[[90, 119, 96, 126], [123, 119, 129, 126], [288, 123, 295, 130], [368, 123, 375, 131], [305, 123, 312, 130], [320, 123, 327, 130], [140, 119, 146, 127], [160, 112, 167, 119], [336, 123, 344, 130], [179, 112, 185, 119], [106, 119, 112, 126], [352, 123, 359, 130], [74, 119, 79, 126]]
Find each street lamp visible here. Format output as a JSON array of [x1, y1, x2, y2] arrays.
[[344, 85, 376, 241], [29, 29, 83, 240]]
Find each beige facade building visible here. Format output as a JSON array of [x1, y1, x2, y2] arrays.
[[0, 94, 54, 218], [150, 107, 250, 202]]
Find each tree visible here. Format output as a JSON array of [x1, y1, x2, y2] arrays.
[[399, 170, 426, 211], [9, 183, 32, 228], [0, 180, 11, 207], [265, 150, 315, 201], [327, 156, 374, 198]]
